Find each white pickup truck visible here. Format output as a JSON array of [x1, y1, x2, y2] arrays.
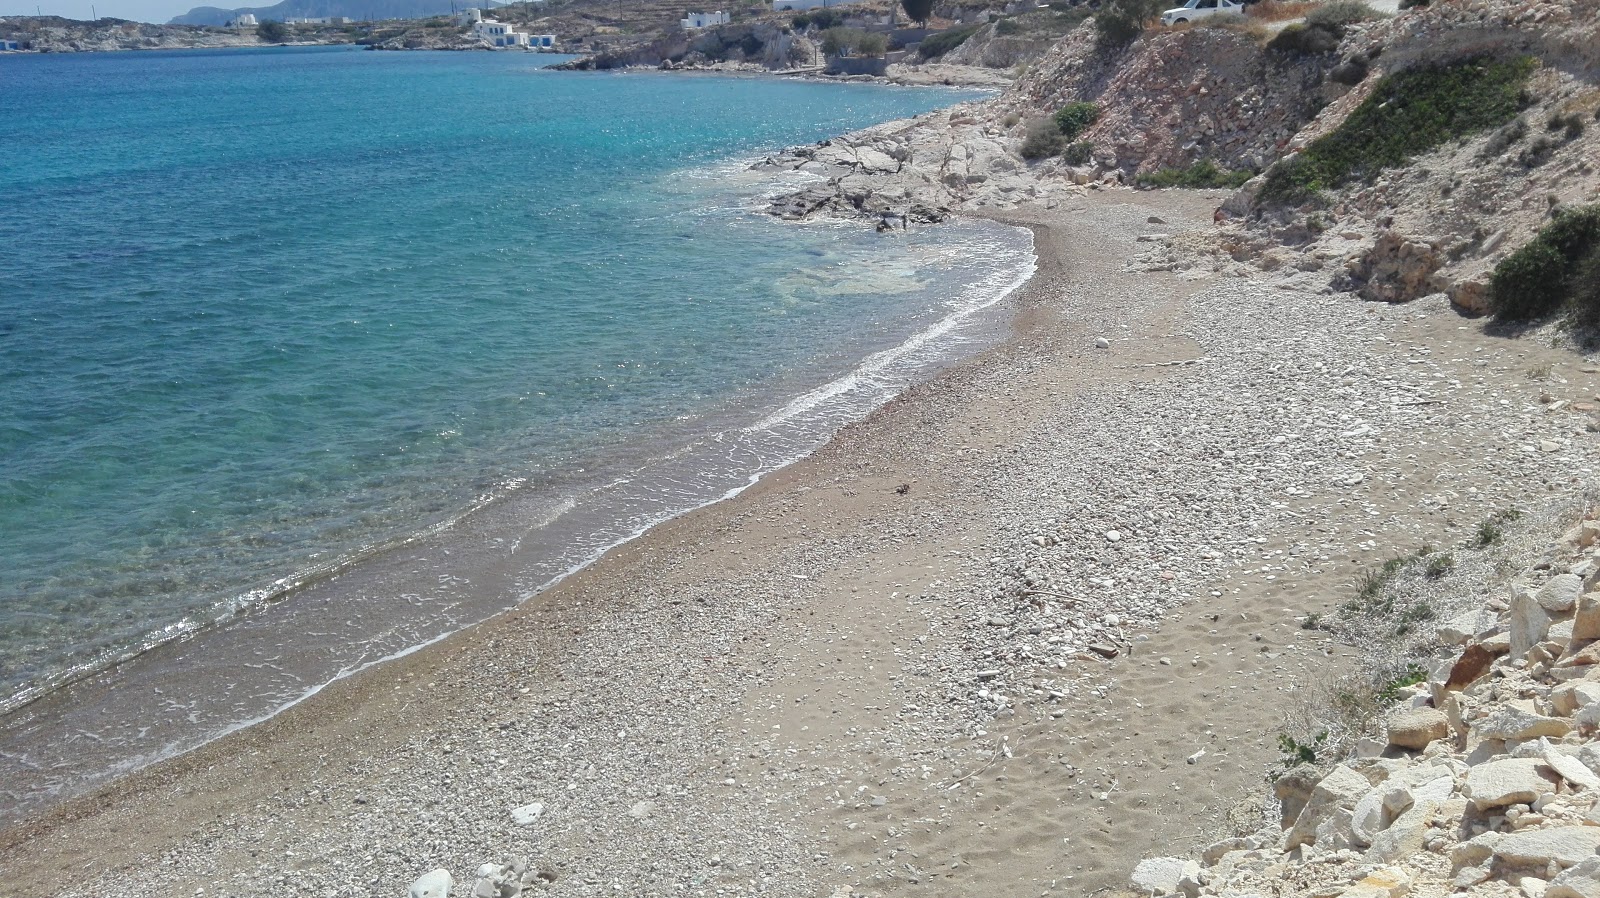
[[1159, 0, 1247, 25]]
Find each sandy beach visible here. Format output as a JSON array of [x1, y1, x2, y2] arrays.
[[3, 188, 1597, 898]]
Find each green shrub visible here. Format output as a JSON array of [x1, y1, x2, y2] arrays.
[[1266, 21, 1341, 55], [900, 0, 934, 25], [1398, 0, 1428, 7], [792, 8, 844, 29], [1304, 0, 1382, 29], [916, 23, 981, 58], [257, 19, 289, 41], [1061, 140, 1094, 164], [995, 16, 1023, 34], [1257, 55, 1535, 206], [1094, 0, 1160, 46], [1479, 117, 1528, 159], [1136, 159, 1255, 188], [1490, 205, 1600, 321], [1572, 250, 1600, 329], [1020, 117, 1065, 159], [1052, 101, 1100, 139], [821, 26, 884, 56]]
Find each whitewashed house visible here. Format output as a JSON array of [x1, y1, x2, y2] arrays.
[[680, 10, 729, 28], [231, 12, 258, 26]]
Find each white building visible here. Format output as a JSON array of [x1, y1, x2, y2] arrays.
[[680, 10, 729, 28], [230, 12, 258, 25]]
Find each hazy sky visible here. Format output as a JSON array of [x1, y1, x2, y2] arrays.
[[10, 0, 204, 23]]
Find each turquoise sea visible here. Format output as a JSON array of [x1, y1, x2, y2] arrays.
[[0, 46, 1032, 819]]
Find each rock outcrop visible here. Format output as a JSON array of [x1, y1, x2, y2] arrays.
[[1132, 516, 1600, 898]]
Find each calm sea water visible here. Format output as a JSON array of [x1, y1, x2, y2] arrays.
[[0, 46, 1032, 818]]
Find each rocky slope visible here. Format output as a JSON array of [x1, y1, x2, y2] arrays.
[[1128, 514, 1600, 898], [0, 15, 291, 51]]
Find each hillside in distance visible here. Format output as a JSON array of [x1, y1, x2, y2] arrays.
[[168, 0, 501, 25]]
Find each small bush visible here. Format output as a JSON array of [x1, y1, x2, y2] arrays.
[[996, 16, 1024, 34], [1246, 0, 1318, 22], [820, 26, 884, 56], [1304, 0, 1382, 29], [1398, 0, 1428, 8], [1490, 205, 1600, 321], [1061, 140, 1094, 164], [1020, 117, 1066, 159], [1095, 0, 1160, 45], [1257, 55, 1536, 206], [1480, 117, 1528, 159], [916, 23, 982, 58], [257, 19, 289, 41], [1052, 101, 1100, 139], [1135, 159, 1254, 188], [1266, 21, 1340, 56], [1329, 55, 1369, 85], [792, 8, 844, 29], [1548, 111, 1587, 140]]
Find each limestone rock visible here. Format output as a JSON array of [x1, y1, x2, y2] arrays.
[[1464, 758, 1558, 810], [1540, 575, 1586, 612], [1474, 702, 1574, 742], [1342, 866, 1412, 898], [1287, 766, 1370, 850], [1440, 609, 1498, 645], [411, 870, 454, 898], [1573, 592, 1600, 644], [1351, 788, 1388, 848], [1493, 826, 1600, 871], [1547, 855, 1600, 898], [1544, 746, 1600, 790], [1554, 682, 1600, 717], [1388, 708, 1450, 750], [1514, 590, 1554, 660], [510, 802, 544, 825], [1131, 856, 1200, 896], [1274, 767, 1320, 828], [1365, 800, 1436, 863]]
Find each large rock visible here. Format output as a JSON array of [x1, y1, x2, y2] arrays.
[[411, 870, 454, 898], [1540, 575, 1586, 612], [1464, 758, 1558, 810], [1548, 855, 1600, 898], [1366, 800, 1437, 863], [1287, 766, 1371, 850], [1544, 745, 1600, 790], [1573, 592, 1600, 644], [1493, 827, 1600, 871], [1554, 682, 1600, 717], [1342, 866, 1412, 898], [1474, 702, 1574, 742], [1388, 708, 1451, 750], [1514, 589, 1554, 659], [1352, 788, 1389, 847], [1130, 856, 1200, 896], [1273, 766, 1321, 828], [1446, 644, 1496, 691], [1440, 609, 1498, 645]]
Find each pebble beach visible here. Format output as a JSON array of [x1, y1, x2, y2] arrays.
[[4, 189, 1598, 898]]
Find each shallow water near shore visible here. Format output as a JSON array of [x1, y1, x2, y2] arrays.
[[0, 46, 1032, 820]]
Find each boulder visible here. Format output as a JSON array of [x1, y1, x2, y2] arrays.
[[1342, 866, 1412, 898], [1548, 855, 1600, 898], [1493, 826, 1600, 871], [1474, 702, 1574, 742], [1388, 708, 1451, 750], [1441, 609, 1498, 645], [1514, 590, 1554, 659], [1130, 856, 1199, 896], [1366, 800, 1437, 863], [1573, 592, 1600, 644], [1351, 789, 1388, 847], [1540, 575, 1586, 612], [1464, 758, 1558, 811], [1287, 766, 1371, 850], [411, 870, 454, 898], [1544, 746, 1600, 790], [1453, 831, 1503, 872], [1554, 682, 1600, 717]]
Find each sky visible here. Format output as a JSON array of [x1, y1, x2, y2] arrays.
[[8, 0, 206, 23]]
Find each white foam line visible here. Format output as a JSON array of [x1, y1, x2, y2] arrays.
[[50, 223, 1040, 783]]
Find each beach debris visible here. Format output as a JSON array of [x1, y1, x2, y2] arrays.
[[409, 869, 453, 898], [1186, 748, 1205, 765], [1094, 337, 1111, 349], [895, 482, 911, 494], [510, 802, 545, 826], [1088, 643, 1119, 659], [471, 859, 538, 898]]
